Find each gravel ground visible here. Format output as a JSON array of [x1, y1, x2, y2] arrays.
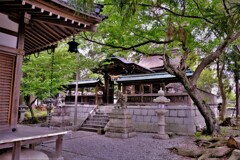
[[37, 131, 196, 160]]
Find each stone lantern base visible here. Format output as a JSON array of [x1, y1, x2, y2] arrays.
[[105, 109, 136, 138], [153, 109, 169, 140]]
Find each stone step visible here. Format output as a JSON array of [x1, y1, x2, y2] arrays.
[[82, 123, 106, 128], [87, 118, 108, 122], [92, 116, 108, 120], [79, 126, 99, 132], [85, 121, 108, 125], [96, 109, 113, 114]]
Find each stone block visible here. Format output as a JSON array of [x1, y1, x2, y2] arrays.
[[132, 115, 137, 121], [169, 110, 177, 117], [66, 107, 75, 112], [69, 112, 74, 117], [168, 124, 178, 132], [133, 109, 141, 115], [196, 110, 201, 116], [183, 117, 194, 125], [186, 109, 195, 117], [143, 116, 151, 122], [136, 116, 144, 122], [178, 110, 186, 117], [178, 124, 188, 133], [142, 109, 148, 115], [165, 117, 174, 124], [83, 107, 88, 112], [175, 117, 184, 124], [78, 108, 84, 113], [151, 116, 158, 123], [128, 109, 134, 115], [187, 124, 196, 133], [147, 110, 156, 116]]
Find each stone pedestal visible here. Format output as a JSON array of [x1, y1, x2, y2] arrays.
[[153, 109, 169, 140], [105, 109, 136, 138]]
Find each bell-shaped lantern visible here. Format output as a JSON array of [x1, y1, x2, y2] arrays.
[[67, 36, 79, 53]]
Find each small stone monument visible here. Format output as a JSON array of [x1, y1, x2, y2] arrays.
[[105, 91, 136, 138], [153, 88, 170, 140]]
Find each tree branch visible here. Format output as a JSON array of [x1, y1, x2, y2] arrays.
[[80, 33, 173, 54], [139, 3, 214, 24], [191, 31, 240, 85], [222, 0, 230, 16]]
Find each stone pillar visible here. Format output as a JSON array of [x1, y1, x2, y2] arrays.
[[153, 88, 170, 140], [105, 91, 136, 138], [105, 109, 136, 138]]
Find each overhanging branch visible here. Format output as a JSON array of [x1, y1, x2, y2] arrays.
[[80, 33, 174, 54]]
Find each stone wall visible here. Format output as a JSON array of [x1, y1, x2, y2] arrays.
[[51, 104, 96, 126], [127, 104, 206, 135]]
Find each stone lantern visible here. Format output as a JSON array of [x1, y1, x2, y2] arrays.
[[153, 88, 170, 140], [19, 103, 28, 123]]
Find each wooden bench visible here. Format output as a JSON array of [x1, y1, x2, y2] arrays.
[[0, 125, 68, 160]]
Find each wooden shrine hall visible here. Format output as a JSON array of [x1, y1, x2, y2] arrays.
[[0, 0, 103, 159], [80, 54, 216, 106], [65, 79, 104, 105], [92, 56, 154, 104]]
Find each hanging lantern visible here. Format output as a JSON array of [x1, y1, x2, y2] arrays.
[[67, 36, 79, 53]]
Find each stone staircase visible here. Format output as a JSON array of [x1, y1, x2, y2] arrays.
[[79, 105, 114, 132]]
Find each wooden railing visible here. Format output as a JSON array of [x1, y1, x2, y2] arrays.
[[65, 95, 103, 105], [125, 93, 191, 105]]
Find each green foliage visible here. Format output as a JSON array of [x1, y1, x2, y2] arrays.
[[197, 69, 217, 92], [21, 45, 100, 101], [21, 49, 76, 100], [194, 131, 212, 140]]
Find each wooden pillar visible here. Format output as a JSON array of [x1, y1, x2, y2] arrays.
[[11, 12, 25, 130], [140, 84, 143, 103], [12, 141, 21, 160], [95, 84, 98, 105], [56, 135, 63, 160], [103, 73, 109, 104], [118, 83, 121, 92]]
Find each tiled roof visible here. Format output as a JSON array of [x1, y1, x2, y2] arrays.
[[117, 70, 193, 82]]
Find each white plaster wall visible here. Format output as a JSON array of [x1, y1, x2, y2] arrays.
[[0, 13, 18, 48]]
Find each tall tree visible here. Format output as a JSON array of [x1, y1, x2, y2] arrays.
[[21, 47, 100, 119], [226, 48, 240, 118], [77, 0, 240, 135]]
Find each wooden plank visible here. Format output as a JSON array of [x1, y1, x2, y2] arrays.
[[25, 29, 49, 46], [45, 23, 68, 37], [25, 34, 43, 47], [0, 45, 18, 55], [0, 53, 14, 128], [25, 26, 52, 43], [36, 21, 62, 39]]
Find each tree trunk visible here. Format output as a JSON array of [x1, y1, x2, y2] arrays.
[[217, 59, 227, 120], [183, 83, 220, 135], [165, 65, 220, 135], [236, 76, 239, 118], [24, 95, 37, 120]]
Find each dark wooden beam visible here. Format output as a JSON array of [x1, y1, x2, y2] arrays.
[[0, 27, 18, 37], [32, 18, 96, 32]]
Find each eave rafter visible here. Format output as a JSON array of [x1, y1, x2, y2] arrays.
[[0, 0, 103, 55]]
